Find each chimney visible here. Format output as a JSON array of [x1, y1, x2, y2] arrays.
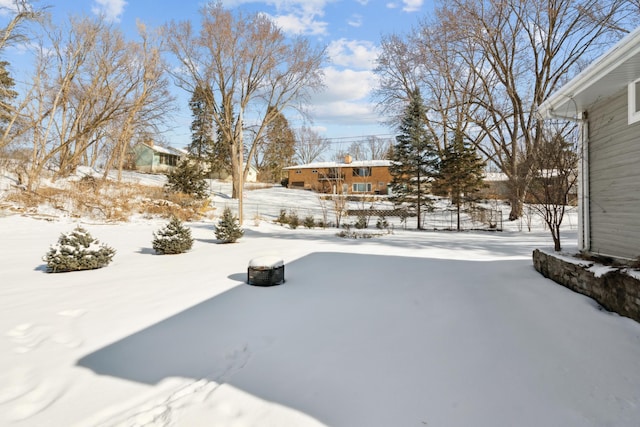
[[344, 154, 352, 164]]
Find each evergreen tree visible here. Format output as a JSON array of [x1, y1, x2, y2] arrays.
[[188, 84, 215, 161], [0, 61, 18, 135], [389, 89, 439, 229], [436, 131, 486, 230], [258, 107, 296, 183], [165, 159, 209, 199], [215, 207, 244, 243], [43, 227, 116, 273], [211, 102, 233, 177], [152, 216, 194, 254]]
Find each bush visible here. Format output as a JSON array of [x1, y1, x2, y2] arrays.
[[277, 208, 288, 226], [303, 215, 315, 229], [215, 207, 244, 243], [376, 216, 389, 230], [43, 227, 115, 273], [287, 210, 300, 229], [354, 215, 368, 229], [152, 216, 194, 254], [165, 160, 209, 200]]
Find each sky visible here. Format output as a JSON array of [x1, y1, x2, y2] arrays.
[[0, 0, 436, 153]]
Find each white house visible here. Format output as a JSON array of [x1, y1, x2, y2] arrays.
[[538, 27, 640, 261]]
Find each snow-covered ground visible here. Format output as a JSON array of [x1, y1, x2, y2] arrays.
[[1, 173, 640, 427]]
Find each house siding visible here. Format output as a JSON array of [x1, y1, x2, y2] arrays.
[[287, 164, 392, 195], [588, 88, 640, 259]]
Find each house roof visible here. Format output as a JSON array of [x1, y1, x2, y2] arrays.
[[283, 160, 394, 170], [538, 26, 640, 119], [138, 142, 187, 156]]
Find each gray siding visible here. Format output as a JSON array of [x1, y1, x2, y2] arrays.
[[587, 87, 640, 259]]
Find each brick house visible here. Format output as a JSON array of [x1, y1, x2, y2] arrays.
[[284, 156, 394, 195]]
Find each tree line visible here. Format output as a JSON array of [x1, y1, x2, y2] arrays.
[[1, 0, 637, 235], [374, 0, 639, 222]]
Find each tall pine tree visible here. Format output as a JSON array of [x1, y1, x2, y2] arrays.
[[188, 84, 215, 161], [436, 131, 485, 231], [389, 89, 439, 230], [0, 61, 18, 137], [258, 106, 295, 183], [211, 102, 233, 178]]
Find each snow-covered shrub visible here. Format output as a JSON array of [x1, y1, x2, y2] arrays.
[[215, 207, 244, 243], [152, 216, 193, 254], [376, 216, 389, 230], [43, 227, 115, 273], [354, 215, 367, 229]]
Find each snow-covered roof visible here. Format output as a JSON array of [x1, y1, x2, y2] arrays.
[[284, 160, 394, 170], [483, 172, 508, 182], [138, 142, 186, 156]]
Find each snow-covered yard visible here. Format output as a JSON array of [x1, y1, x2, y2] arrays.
[[1, 180, 640, 426]]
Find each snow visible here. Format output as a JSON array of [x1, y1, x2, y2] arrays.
[[1, 177, 640, 426]]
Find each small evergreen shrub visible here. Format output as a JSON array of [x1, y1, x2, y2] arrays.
[[287, 210, 300, 229], [354, 215, 367, 229], [165, 160, 209, 200], [215, 207, 244, 243], [303, 215, 315, 229], [277, 209, 288, 226], [43, 227, 115, 273], [152, 216, 194, 254], [376, 216, 389, 230]]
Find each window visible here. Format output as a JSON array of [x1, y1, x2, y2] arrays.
[[312, 169, 318, 174], [295, 170, 302, 174], [159, 154, 177, 166], [352, 183, 372, 193], [628, 79, 640, 124], [352, 167, 371, 177]]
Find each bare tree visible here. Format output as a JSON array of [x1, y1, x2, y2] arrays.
[[441, 0, 633, 220], [528, 124, 579, 251], [0, 0, 46, 150], [0, 0, 44, 52], [13, 16, 173, 190], [364, 135, 391, 160], [103, 21, 175, 181], [163, 3, 326, 222], [294, 125, 330, 164], [375, 0, 635, 220]]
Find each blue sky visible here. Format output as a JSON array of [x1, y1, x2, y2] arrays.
[[1, 0, 434, 151]]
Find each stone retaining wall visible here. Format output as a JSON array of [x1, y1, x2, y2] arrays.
[[532, 249, 640, 323]]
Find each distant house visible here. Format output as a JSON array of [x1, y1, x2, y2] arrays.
[[284, 156, 393, 195], [209, 165, 258, 183], [132, 142, 188, 174], [538, 27, 640, 260]]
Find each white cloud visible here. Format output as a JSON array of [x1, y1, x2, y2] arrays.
[[354, 0, 369, 5], [308, 66, 381, 124], [0, 0, 20, 15], [265, 11, 328, 36], [347, 14, 362, 28], [386, 0, 422, 12], [222, 0, 335, 36], [401, 0, 423, 12], [327, 39, 379, 70], [92, 0, 127, 23]]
